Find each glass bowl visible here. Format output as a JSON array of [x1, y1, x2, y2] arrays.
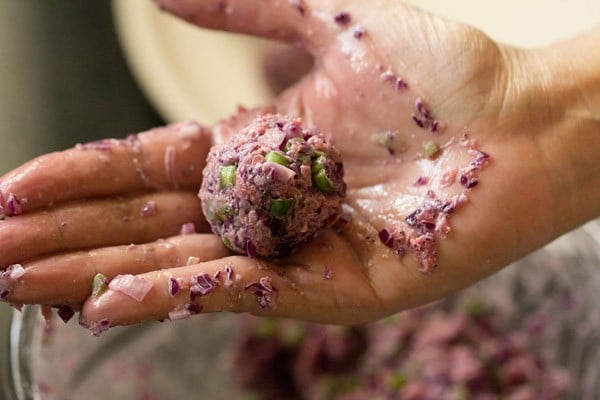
[[2, 221, 599, 400]]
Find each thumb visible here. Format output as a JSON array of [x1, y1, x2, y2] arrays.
[[153, 0, 355, 52]]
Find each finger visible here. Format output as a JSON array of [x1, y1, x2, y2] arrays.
[[0, 192, 206, 267], [0, 121, 211, 215], [80, 231, 383, 331], [154, 0, 349, 50], [2, 234, 229, 307]]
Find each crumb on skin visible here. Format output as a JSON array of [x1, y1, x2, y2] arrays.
[[334, 11, 351, 26], [377, 140, 489, 272]]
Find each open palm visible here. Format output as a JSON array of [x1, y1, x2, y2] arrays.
[[0, 0, 586, 331]]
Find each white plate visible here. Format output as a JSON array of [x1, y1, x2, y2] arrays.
[[112, 0, 599, 124], [112, 0, 286, 124]]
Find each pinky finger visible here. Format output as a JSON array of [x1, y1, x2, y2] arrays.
[[80, 254, 335, 333], [2, 234, 229, 308]]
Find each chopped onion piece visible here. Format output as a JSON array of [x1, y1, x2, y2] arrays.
[[187, 256, 200, 266], [224, 265, 234, 287], [180, 222, 196, 235], [108, 274, 153, 302], [168, 308, 191, 321], [2, 264, 25, 280], [265, 162, 295, 182]]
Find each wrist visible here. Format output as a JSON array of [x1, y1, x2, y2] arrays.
[[531, 29, 600, 225]]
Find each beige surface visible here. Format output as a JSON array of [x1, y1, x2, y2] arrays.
[[112, 0, 599, 125], [112, 0, 285, 125], [403, 0, 600, 47]]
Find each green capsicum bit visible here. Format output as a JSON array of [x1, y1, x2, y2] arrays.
[[219, 164, 236, 188], [92, 273, 108, 296], [265, 151, 290, 166], [269, 198, 295, 217]]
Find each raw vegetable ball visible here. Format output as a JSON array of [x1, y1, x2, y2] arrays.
[[199, 114, 346, 258]]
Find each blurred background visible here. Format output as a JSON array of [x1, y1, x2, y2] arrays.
[[0, 1, 163, 172]]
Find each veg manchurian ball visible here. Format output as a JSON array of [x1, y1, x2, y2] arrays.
[[199, 114, 346, 258]]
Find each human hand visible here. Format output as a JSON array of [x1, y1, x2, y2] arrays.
[[1, 0, 599, 332]]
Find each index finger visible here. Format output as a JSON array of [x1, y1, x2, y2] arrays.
[[0, 121, 211, 215]]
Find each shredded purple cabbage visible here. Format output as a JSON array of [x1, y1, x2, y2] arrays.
[[409, 233, 438, 273], [411, 98, 442, 132], [459, 173, 478, 189], [245, 276, 276, 309], [290, 0, 305, 15], [378, 229, 395, 248], [381, 71, 408, 91], [353, 26, 365, 38], [56, 305, 75, 323], [168, 277, 180, 296], [190, 273, 218, 299], [224, 265, 235, 287], [334, 11, 351, 25], [246, 241, 258, 258], [413, 176, 429, 186], [469, 149, 491, 169], [6, 193, 22, 215], [187, 303, 203, 315]]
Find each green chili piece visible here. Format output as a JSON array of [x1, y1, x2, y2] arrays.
[[269, 198, 295, 217], [219, 165, 236, 188], [216, 205, 236, 222], [312, 169, 335, 193], [265, 151, 290, 166], [222, 236, 235, 251], [311, 155, 326, 174], [421, 141, 440, 159], [92, 273, 108, 296], [311, 155, 335, 192]]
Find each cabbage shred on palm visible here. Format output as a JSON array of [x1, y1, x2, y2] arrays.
[[199, 114, 346, 258]]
